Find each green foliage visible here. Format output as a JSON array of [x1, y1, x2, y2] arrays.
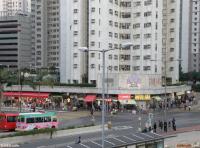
[[54, 83, 96, 87], [0, 123, 95, 138], [192, 84, 200, 92], [180, 71, 200, 82], [0, 128, 57, 138]]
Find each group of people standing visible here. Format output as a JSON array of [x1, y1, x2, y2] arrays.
[[153, 118, 176, 133], [143, 118, 176, 133]]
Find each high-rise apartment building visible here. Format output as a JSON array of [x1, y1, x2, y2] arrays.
[[180, 0, 190, 73], [31, 0, 60, 68], [162, 0, 181, 84], [60, 0, 181, 89], [0, 12, 32, 69], [188, 0, 200, 72], [0, 0, 30, 15]]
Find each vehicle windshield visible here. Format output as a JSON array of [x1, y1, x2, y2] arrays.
[[7, 116, 17, 122], [0, 116, 6, 122]]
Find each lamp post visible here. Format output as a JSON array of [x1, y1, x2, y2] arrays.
[[79, 43, 131, 148]]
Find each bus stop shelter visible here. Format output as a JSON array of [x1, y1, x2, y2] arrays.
[[65, 132, 165, 148]]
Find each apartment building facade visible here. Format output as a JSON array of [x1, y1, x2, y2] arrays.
[[0, 11, 32, 69], [162, 0, 181, 84], [188, 0, 200, 72], [60, 0, 88, 84], [0, 0, 30, 15], [31, 0, 60, 68]]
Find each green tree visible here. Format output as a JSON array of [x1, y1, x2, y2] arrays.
[[0, 69, 10, 111]]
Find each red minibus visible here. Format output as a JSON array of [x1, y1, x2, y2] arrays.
[[0, 112, 19, 131]]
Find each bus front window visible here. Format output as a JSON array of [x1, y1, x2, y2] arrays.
[[0, 116, 5, 122], [7, 116, 17, 122]]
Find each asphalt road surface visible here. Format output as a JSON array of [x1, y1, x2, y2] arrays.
[[19, 111, 200, 148]]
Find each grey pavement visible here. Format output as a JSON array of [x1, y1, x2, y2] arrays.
[[165, 131, 200, 148]]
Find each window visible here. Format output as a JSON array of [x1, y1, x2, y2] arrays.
[[144, 66, 151, 71], [109, 9, 113, 15], [73, 31, 78, 35], [73, 64, 77, 69], [74, 9, 78, 13], [144, 55, 151, 60], [144, 23, 151, 28], [144, 44, 151, 49], [91, 41, 95, 46], [91, 53, 95, 58], [144, 0, 152, 6], [133, 66, 140, 71], [91, 64, 95, 69], [27, 118, 35, 123], [170, 9, 175, 13], [109, 32, 113, 37], [91, 19, 95, 23], [91, 7, 95, 12], [35, 117, 43, 123], [134, 1, 141, 6], [44, 117, 51, 122], [73, 53, 78, 58], [133, 23, 140, 29], [132, 56, 140, 60], [133, 45, 140, 50], [114, 66, 118, 71], [7, 116, 16, 122], [144, 33, 151, 38], [144, 11, 152, 17], [91, 30, 95, 35], [74, 20, 78, 24]]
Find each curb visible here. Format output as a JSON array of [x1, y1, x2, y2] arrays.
[[0, 125, 103, 145]]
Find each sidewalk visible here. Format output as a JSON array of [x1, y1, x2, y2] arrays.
[[165, 131, 200, 148], [159, 124, 200, 136]]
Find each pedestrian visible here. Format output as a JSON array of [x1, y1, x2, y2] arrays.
[[153, 122, 157, 133], [188, 105, 191, 111], [76, 136, 81, 144], [160, 121, 163, 131], [173, 123, 176, 131], [164, 121, 167, 132], [172, 117, 176, 125], [90, 108, 94, 116], [149, 126, 152, 132], [168, 121, 171, 128]]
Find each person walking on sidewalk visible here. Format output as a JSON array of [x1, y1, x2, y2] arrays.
[[164, 121, 168, 132], [153, 122, 157, 133], [159, 120, 163, 131]]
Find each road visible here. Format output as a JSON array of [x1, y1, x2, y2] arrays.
[[18, 110, 200, 148]]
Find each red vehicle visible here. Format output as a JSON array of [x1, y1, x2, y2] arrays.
[[0, 112, 19, 131]]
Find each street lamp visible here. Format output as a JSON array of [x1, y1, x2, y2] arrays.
[[79, 43, 131, 148]]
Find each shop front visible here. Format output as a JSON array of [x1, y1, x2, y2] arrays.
[[3, 92, 50, 110], [135, 94, 151, 110]]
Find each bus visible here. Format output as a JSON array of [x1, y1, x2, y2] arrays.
[[16, 112, 58, 131], [0, 112, 19, 131]]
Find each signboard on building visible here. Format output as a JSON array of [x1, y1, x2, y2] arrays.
[[135, 95, 151, 101]]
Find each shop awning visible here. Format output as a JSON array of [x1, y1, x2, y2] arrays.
[[152, 96, 162, 101], [118, 94, 131, 100], [176, 92, 185, 96], [3, 92, 49, 98], [84, 95, 96, 102]]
